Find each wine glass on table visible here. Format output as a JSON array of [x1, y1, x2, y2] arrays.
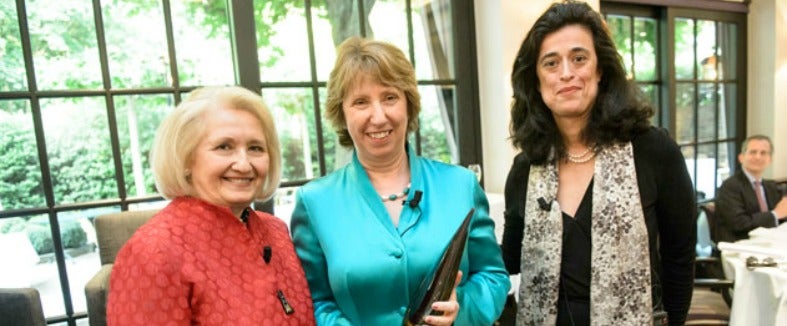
[[468, 164, 482, 183]]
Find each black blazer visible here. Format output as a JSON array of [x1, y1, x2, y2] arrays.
[[714, 171, 781, 243]]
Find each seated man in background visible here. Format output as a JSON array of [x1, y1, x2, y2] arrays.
[[716, 135, 787, 244]]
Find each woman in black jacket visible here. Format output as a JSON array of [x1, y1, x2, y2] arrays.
[[502, 1, 696, 325]]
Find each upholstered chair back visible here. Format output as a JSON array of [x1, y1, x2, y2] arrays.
[[0, 287, 46, 326], [84, 209, 158, 326]]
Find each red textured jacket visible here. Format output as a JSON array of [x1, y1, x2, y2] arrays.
[[108, 197, 314, 325]]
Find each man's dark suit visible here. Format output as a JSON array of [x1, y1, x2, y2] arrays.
[[714, 171, 782, 243]]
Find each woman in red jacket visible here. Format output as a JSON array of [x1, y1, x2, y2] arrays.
[[107, 86, 314, 325]]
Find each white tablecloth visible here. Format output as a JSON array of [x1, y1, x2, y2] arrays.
[[719, 223, 787, 326]]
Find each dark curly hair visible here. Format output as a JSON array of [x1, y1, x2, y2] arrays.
[[510, 0, 653, 164]]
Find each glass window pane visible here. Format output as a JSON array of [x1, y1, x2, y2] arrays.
[[697, 20, 717, 81], [1, 100, 46, 209], [311, 5, 338, 82], [0, 1, 28, 91], [102, 0, 170, 88], [719, 83, 737, 139], [170, 1, 234, 86], [51, 322, 88, 326], [639, 84, 657, 107], [674, 18, 695, 80], [638, 84, 659, 125], [255, 1, 311, 82], [0, 213, 66, 317], [369, 0, 410, 65], [675, 83, 696, 144], [58, 207, 117, 317], [681, 145, 697, 193], [27, 1, 102, 90], [129, 200, 169, 211], [0, 215, 46, 287], [41, 97, 118, 204], [311, 0, 457, 82], [695, 143, 717, 199], [717, 140, 735, 188], [718, 22, 737, 80], [411, 0, 454, 80], [314, 1, 372, 80], [319, 88, 341, 174], [607, 15, 633, 79], [264, 88, 319, 181], [634, 17, 657, 81], [419, 85, 455, 163], [114, 94, 173, 198], [697, 82, 717, 142], [273, 186, 298, 227]]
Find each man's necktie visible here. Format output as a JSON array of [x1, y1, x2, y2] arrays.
[[754, 180, 768, 212]]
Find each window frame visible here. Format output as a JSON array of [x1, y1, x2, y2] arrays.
[[601, 1, 748, 200], [665, 7, 747, 199]]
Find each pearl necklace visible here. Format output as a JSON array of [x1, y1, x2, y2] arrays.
[[566, 146, 597, 164], [381, 183, 411, 202]]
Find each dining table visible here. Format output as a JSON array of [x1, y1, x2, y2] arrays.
[[719, 223, 787, 326]]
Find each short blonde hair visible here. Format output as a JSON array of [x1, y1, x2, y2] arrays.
[[325, 36, 421, 148], [150, 86, 282, 201]]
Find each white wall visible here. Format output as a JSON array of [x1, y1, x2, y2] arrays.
[[475, 0, 787, 192], [748, 0, 787, 179], [474, 0, 599, 193]]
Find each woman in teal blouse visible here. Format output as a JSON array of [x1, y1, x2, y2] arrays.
[[291, 37, 510, 325]]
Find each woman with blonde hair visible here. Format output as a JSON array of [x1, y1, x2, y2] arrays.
[[108, 86, 315, 325]]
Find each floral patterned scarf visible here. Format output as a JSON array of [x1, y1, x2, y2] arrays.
[[516, 142, 652, 325]]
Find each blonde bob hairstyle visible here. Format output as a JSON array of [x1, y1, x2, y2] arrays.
[[150, 86, 282, 201], [325, 36, 421, 148]]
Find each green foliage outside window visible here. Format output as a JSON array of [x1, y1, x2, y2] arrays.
[[0, 0, 453, 210], [0, 116, 45, 209], [0, 217, 87, 255]]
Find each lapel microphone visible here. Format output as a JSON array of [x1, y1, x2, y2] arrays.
[[406, 190, 423, 208], [240, 208, 250, 224], [262, 246, 272, 264], [537, 197, 552, 211]]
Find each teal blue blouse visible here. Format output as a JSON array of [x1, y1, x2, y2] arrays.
[[291, 146, 510, 325]]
